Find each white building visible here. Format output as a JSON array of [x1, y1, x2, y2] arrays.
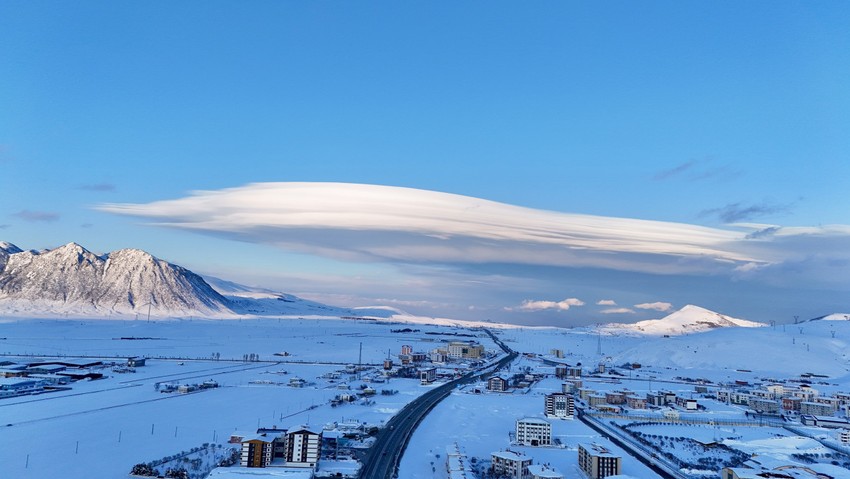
[[528, 464, 563, 479], [544, 393, 574, 419], [516, 417, 551, 446], [284, 426, 321, 468], [491, 450, 532, 479], [445, 443, 473, 479], [419, 367, 436, 384]]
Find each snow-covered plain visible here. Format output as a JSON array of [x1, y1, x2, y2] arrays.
[[0, 317, 497, 479], [1, 312, 849, 479]]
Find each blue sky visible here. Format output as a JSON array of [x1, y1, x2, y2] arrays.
[[2, 2, 849, 325]]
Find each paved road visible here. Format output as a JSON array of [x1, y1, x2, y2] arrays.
[[358, 329, 516, 479]]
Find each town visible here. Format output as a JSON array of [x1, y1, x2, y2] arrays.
[[1, 315, 848, 479]]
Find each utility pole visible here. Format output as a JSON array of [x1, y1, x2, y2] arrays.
[[357, 342, 362, 380]]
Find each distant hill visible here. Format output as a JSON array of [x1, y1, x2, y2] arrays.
[[601, 304, 765, 336]]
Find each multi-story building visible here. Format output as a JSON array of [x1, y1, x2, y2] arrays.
[[717, 389, 751, 405], [491, 450, 532, 479], [430, 348, 448, 363], [488, 376, 509, 392], [401, 345, 413, 356], [578, 443, 621, 479], [605, 392, 626, 405], [588, 395, 607, 408], [747, 397, 780, 414], [578, 388, 596, 401], [782, 397, 802, 411], [626, 396, 646, 409], [516, 417, 551, 446], [419, 367, 436, 384], [544, 392, 574, 419], [563, 379, 582, 394], [646, 392, 666, 407], [447, 341, 485, 359], [528, 464, 564, 479], [554, 365, 567, 379], [240, 435, 276, 467], [284, 426, 321, 468], [791, 386, 818, 402], [800, 401, 836, 416]]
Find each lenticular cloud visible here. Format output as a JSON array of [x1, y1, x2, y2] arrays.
[[96, 182, 848, 277]]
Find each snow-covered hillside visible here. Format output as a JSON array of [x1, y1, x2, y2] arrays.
[[0, 242, 231, 317], [602, 304, 765, 336], [203, 275, 358, 317], [809, 313, 850, 322]]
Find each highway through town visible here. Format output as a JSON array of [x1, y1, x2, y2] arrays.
[[357, 329, 517, 479]]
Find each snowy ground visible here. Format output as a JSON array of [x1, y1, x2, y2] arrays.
[[0, 317, 496, 479], [2, 316, 850, 478]]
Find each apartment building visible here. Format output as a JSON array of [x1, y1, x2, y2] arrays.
[[577, 443, 621, 479]]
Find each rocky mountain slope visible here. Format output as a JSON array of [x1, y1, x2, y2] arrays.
[[0, 242, 231, 317]]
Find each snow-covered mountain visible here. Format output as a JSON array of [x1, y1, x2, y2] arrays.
[[807, 313, 850, 322], [0, 242, 231, 317], [0, 241, 493, 324], [601, 304, 765, 336], [202, 275, 361, 317]]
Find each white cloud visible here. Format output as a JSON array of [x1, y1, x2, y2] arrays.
[[597, 299, 617, 306], [634, 302, 673, 312], [96, 182, 850, 283], [601, 307, 635, 314], [510, 298, 585, 312]]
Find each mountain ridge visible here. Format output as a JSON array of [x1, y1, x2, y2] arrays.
[[0, 242, 231, 317]]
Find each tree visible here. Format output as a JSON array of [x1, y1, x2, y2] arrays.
[[164, 467, 189, 479], [130, 463, 156, 476]]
